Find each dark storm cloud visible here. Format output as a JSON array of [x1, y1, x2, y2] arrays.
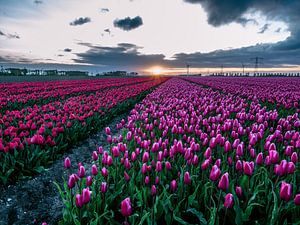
[[64, 48, 72, 52], [33, 0, 43, 4], [184, 0, 300, 51], [113, 16, 143, 31], [258, 24, 270, 34], [74, 42, 166, 69], [69, 17, 91, 26], [100, 8, 109, 13], [0, 30, 20, 39]]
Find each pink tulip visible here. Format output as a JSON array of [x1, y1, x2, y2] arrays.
[[218, 172, 229, 191], [224, 141, 231, 153], [100, 182, 108, 193], [78, 165, 85, 178], [86, 176, 93, 186], [291, 152, 298, 163], [184, 172, 191, 185], [170, 180, 177, 192], [151, 185, 157, 196], [101, 167, 108, 177], [92, 164, 98, 176], [82, 188, 92, 204], [269, 150, 279, 164], [121, 197, 132, 217], [224, 193, 234, 208], [256, 153, 264, 165], [105, 127, 111, 135], [145, 176, 150, 185], [243, 161, 253, 176], [294, 194, 300, 205], [64, 157, 71, 169], [209, 165, 221, 181], [92, 151, 98, 161], [165, 161, 172, 170], [280, 181, 292, 201], [142, 152, 149, 163], [68, 174, 76, 189], [235, 186, 242, 198], [156, 161, 162, 172], [75, 194, 83, 208]]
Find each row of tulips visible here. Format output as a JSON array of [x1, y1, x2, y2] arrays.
[[0, 77, 153, 111], [184, 76, 300, 113], [0, 77, 168, 184], [58, 78, 299, 225]]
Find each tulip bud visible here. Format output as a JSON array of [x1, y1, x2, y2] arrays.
[[201, 159, 210, 170], [235, 160, 243, 172], [121, 197, 132, 217], [75, 194, 83, 208], [78, 165, 85, 178], [165, 161, 172, 170], [155, 176, 160, 184], [243, 161, 253, 176], [294, 194, 300, 205], [68, 174, 76, 189], [151, 185, 157, 196], [269, 150, 279, 164], [105, 127, 111, 135], [218, 172, 229, 191], [92, 164, 98, 176], [209, 165, 221, 181], [100, 182, 108, 193], [256, 153, 264, 165], [86, 176, 93, 186], [142, 152, 149, 163], [145, 176, 150, 185], [224, 193, 234, 208], [124, 171, 130, 182], [82, 188, 92, 204], [224, 141, 231, 153], [64, 157, 71, 169], [280, 181, 292, 201], [170, 180, 177, 192], [291, 152, 298, 163], [92, 151, 98, 161], [156, 161, 162, 172], [184, 172, 191, 185], [235, 186, 242, 198], [101, 167, 108, 177]]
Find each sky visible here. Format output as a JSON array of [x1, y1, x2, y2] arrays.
[[0, 0, 300, 74]]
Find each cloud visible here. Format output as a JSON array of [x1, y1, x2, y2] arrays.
[[113, 16, 143, 31], [33, 0, 43, 4], [64, 48, 72, 52], [74, 42, 165, 69], [0, 29, 20, 39], [258, 23, 270, 34], [183, 0, 300, 51], [69, 17, 91, 26], [100, 8, 109, 13]]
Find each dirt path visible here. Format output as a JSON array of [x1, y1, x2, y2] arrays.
[[0, 113, 127, 225]]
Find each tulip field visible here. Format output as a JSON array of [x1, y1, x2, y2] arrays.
[[56, 77, 300, 225], [0, 77, 168, 184]]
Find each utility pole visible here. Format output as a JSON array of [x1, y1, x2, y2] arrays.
[[186, 63, 190, 75], [241, 63, 245, 76], [221, 64, 223, 75], [250, 57, 264, 74]]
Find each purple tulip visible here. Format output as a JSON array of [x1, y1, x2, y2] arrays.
[[100, 182, 108, 193], [235, 186, 243, 198], [92, 164, 98, 176], [78, 165, 85, 178], [209, 165, 221, 181], [101, 167, 108, 177], [82, 188, 92, 204], [151, 185, 157, 196], [184, 172, 191, 185], [294, 194, 300, 205], [170, 180, 177, 192], [224, 193, 234, 208], [64, 157, 71, 169], [121, 197, 132, 217], [280, 181, 292, 201], [75, 194, 83, 208], [218, 172, 229, 191]]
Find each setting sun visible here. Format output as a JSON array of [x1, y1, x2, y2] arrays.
[[152, 67, 162, 75]]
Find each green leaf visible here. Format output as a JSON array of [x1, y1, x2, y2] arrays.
[[187, 208, 207, 225], [270, 190, 278, 225], [173, 213, 188, 225]]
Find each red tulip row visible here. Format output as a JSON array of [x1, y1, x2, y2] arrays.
[[0, 77, 153, 111], [58, 77, 299, 224], [184, 76, 300, 111], [0, 77, 168, 184]]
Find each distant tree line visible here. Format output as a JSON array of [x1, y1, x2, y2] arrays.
[[210, 72, 300, 77], [0, 67, 89, 76]]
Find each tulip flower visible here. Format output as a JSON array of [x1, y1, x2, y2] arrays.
[[86, 176, 93, 186], [218, 172, 229, 191], [256, 153, 264, 165], [165, 161, 172, 170], [68, 174, 76, 189], [101, 167, 108, 177], [243, 161, 253, 176], [184, 172, 191, 185], [124, 171, 130, 182], [92, 164, 98, 176], [100, 182, 108, 193], [121, 197, 132, 217], [170, 180, 177, 192], [142, 152, 149, 163], [291, 152, 298, 163], [235, 186, 243, 198], [209, 165, 221, 181], [112, 146, 120, 158], [294, 194, 300, 205], [280, 181, 292, 201], [92, 151, 98, 161], [82, 188, 92, 204], [151, 185, 157, 196], [75, 194, 83, 208], [105, 127, 111, 135], [269, 150, 279, 164], [156, 161, 162, 172], [224, 193, 234, 208], [64, 157, 71, 169], [78, 165, 85, 178]]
